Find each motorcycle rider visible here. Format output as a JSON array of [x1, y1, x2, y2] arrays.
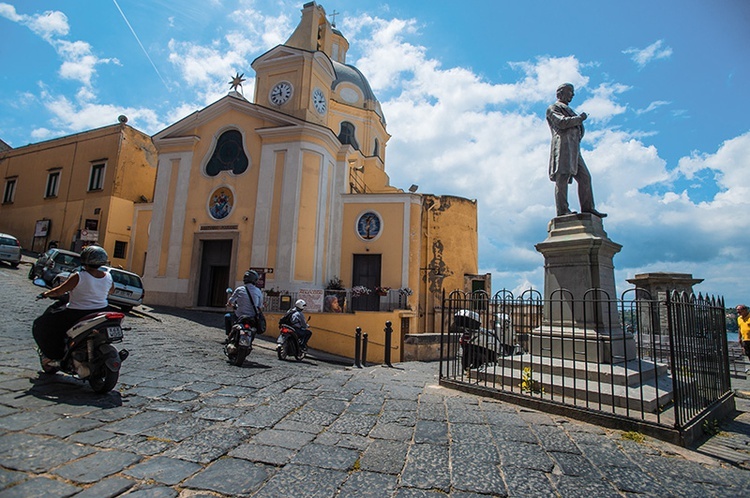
[[224, 270, 263, 342], [32, 245, 114, 374], [288, 299, 312, 351]]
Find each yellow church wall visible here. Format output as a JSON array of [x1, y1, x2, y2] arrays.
[[265, 309, 406, 363], [339, 200, 406, 288], [110, 126, 157, 202], [265, 151, 286, 286], [294, 150, 322, 281], [102, 196, 135, 268], [130, 206, 152, 276]]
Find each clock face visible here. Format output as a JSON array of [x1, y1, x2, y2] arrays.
[[312, 88, 327, 114], [269, 82, 292, 106], [356, 211, 382, 240]]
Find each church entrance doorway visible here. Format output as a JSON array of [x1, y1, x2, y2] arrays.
[[197, 239, 232, 307], [352, 254, 381, 311]]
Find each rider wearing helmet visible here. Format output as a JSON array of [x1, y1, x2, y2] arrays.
[[289, 299, 312, 350], [224, 269, 264, 339], [33, 244, 115, 372]]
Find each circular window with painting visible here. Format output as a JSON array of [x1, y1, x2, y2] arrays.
[[208, 186, 234, 220], [356, 211, 382, 241]]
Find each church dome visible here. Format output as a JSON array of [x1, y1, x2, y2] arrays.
[[332, 60, 386, 124]]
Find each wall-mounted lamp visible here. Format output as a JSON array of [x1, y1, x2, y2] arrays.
[[192, 218, 196, 224], [242, 216, 249, 222], [408, 184, 419, 193], [353, 165, 364, 172]]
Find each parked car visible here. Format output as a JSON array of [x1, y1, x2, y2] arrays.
[[53, 266, 144, 312], [0, 233, 22, 268], [28, 248, 81, 285]]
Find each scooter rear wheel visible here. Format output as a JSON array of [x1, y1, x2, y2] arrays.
[[233, 347, 248, 366], [88, 365, 119, 394], [277, 343, 288, 360]]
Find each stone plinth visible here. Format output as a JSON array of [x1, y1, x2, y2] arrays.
[[533, 213, 635, 363]]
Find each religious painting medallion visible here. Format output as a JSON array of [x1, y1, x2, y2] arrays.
[[208, 186, 234, 220], [356, 211, 382, 240]]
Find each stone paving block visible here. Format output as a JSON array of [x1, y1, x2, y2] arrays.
[[378, 409, 417, 426], [533, 425, 582, 454], [327, 412, 377, 436], [400, 443, 450, 491], [252, 463, 347, 498], [96, 434, 171, 455], [141, 415, 213, 442], [450, 422, 493, 445], [490, 422, 538, 444], [163, 389, 200, 402], [597, 464, 669, 495], [252, 428, 316, 450], [451, 457, 507, 495], [159, 425, 251, 463], [291, 442, 359, 471], [337, 470, 398, 497], [451, 441, 500, 463], [0, 410, 59, 431], [273, 418, 325, 435], [229, 442, 296, 466], [393, 487, 448, 497], [121, 386, 172, 399], [197, 395, 239, 407], [53, 450, 140, 484], [123, 455, 202, 485], [383, 399, 418, 412], [112, 485, 177, 497], [549, 474, 623, 498], [577, 442, 639, 469], [414, 419, 448, 444], [501, 466, 557, 497], [184, 381, 223, 393], [369, 421, 414, 441], [192, 406, 236, 421], [81, 405, 137, 423], [0, 476, 80, 498], [519, 410, 557, 426], [71, 476, 135, 498], [284, 406, 339, 426], [26, 416, 102, 438], [483, 410, 528, 426], [103, 410, 174, 435], [550, 452, 602, 477], [235, 404, 293, 428], [416, 402, 446, 422], [0, 468, 25, 489], [66, 428, 116, 445], [0, 432, 95, 472], [305, 397, 348, 415], [496, 441, 555, 472], [358, 439, 408, 474], [346, 402, 382, 415]]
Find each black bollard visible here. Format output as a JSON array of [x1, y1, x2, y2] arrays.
[[384, 321, 393, 367], [354, 327, 362, 368], [361, 333, 368, 367]]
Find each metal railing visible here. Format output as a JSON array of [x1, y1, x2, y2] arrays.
[[439, 288, 731, 445], [262, 288, 410, 313]]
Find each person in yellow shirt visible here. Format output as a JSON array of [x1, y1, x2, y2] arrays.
[[738, 304, 750, 373]]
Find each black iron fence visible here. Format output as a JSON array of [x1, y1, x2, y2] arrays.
[[439, 288, 732, 445]]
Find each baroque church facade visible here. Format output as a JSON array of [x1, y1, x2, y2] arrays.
[[141, 2, 486, 359]]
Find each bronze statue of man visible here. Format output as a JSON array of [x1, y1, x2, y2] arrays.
[[546, 83, 606, 218]]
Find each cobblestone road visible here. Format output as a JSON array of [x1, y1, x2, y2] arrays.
[[1, 261, 749, 497]]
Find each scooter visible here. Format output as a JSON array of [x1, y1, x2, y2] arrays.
[[224, 315, 256, 366], [276, 324, 308, 361], [33, 279, 129, 394]]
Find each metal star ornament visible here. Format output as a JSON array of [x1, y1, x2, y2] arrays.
[[229, 72, 246, 94]]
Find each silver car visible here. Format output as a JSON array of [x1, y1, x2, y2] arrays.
[[0, 233, 22, 268], [28, 248, 81, 285], [53, 266, 144, 312]]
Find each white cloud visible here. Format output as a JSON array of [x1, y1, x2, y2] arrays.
[[623, 40, 673, 69]]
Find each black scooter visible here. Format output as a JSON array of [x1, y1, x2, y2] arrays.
[[276, 324, 307, 361]]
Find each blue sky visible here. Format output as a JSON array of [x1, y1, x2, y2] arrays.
[[1, 0, 749, 305]]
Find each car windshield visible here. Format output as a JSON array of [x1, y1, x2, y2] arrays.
[[54, 253, 81, 266], [0, 236, 18, 246]]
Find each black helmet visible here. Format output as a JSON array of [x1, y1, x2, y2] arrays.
[[80, 245, 108, 267], [243, 270, 259, 284]]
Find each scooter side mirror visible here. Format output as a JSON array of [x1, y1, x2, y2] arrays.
[[33, 278, 48, 288]]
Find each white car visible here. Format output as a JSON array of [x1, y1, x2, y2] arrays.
[[0, 233, 22, 268], [53, 266, 144, 312]]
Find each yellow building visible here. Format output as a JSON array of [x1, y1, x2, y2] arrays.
[[142, 2, 486, 361], [0, 122, 157, 273]]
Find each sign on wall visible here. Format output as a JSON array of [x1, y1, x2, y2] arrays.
[[298, 288, 324, 312], [34, 219, 50, 238]]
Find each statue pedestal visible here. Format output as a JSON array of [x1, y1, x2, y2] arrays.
[[533, 213, 636, 363]]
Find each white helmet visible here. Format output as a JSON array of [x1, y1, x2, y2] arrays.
[[295, 299, 307, 310]]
